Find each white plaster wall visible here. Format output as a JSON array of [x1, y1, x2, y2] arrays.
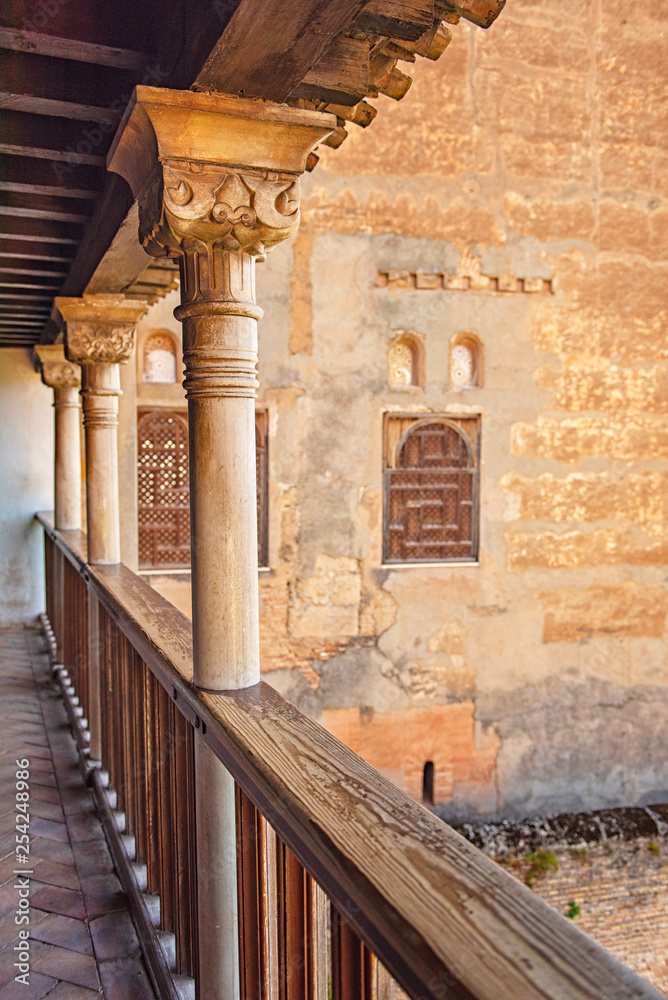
[[0, 349, 54, 625]]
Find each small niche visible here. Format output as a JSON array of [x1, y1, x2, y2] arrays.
[[143, 331, 177, 384], [450, 334, 482, 390], [422, 761, 435, 806], [388, 333, 423, 389]]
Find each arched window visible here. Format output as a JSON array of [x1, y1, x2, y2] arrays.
[[388, 334, 422, 388], [450, 335, 482, 390], [137, 409, 270, 569], [138, 411, 190, 568], [384, 417, 479, 563], [143, 331, 177, 383]]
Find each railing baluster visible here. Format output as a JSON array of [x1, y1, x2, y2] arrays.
[[145, 670, 161, 898], [133, 653, 149, 870], [277, 841, 312, 1000], [172, 704, 198, 976], [157, 682, 176, 934], [330, 906, 373, 1000], [40, 518, 666, 1000]]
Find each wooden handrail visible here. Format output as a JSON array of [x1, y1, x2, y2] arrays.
[[37, 512, 664, 1000]]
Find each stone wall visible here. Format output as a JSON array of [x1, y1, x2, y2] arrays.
[[146, 0, 668, 820], [527, 838, 668, 996]]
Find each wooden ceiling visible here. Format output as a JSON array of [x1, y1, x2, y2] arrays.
[[0, 0, 504, 348]]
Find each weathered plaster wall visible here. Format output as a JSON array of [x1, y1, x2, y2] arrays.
[[249, 0, 668, 819], [0, 349, 54, 625], [144, 2, 668, 819]]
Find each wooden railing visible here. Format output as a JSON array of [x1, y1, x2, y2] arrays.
[[38, 512, 664, 1000]]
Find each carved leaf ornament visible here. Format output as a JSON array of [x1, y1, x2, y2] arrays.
[[66, 324, 136, 364], [141, 161, 301, 256], [139, 160, 302, 303]]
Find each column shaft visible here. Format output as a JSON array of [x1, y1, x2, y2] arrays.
[[106, 89, 335, 1000], [180, 306, 260, 691], [81, 363, 121, 566], [54, 385, 82, 530]]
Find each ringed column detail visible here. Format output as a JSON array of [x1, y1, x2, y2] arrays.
[[55, 294, 148, 764], [108, 86, 334, 999], [34, 344, 82, 532], [56, 294, 148, 566], [34, 343, 82, 665]]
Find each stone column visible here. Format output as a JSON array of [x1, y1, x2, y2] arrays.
[[34, 344, 82, 531], [118, 360, 139, 571], [108, 86, 334, 999], [54, 294, 148, 763], [35, 344, 82, 664], [55, 294, 148, 566]]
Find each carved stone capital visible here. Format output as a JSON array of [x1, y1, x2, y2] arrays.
[[107, 87, 334, 306], [55, 294, 148, 366], [34, 344, 81, 391], [138, 160, 302, 303]]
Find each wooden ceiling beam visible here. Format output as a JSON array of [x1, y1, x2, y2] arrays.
[[290, 36, 369, 106], [0, 181, 97, 200], [194, 0, 371, 102], [0, 111, 110, 164], [0, 49, 141, 119], [0, 93, 123, 124], [353, 0, 435, 40], [434, 0, 504, 27], [0, 26, 151, 71], [0, 156, 102, 195], [0, 190, 93, 221], [0, 237, 73, 262], [0, 2, 158, 53], [0, 142, 104, 166], [0, 214, 82, 243]]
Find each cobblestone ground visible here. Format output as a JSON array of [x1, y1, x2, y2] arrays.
[[0, 625, 157, 1000]]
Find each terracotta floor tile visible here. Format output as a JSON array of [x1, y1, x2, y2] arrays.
[[1, 629, 157, 998], [64, 816, 104, 845], [27, 759, 54, 775], [31, 801, 65, 825], [71, 841, 113, 880], [29, 820, 68, 845], [28, 884, 85, 921], [0, 908, 48, 952], [0, 971, 58, 1000], [89, 911, 140, 962], [32, 943, 100, 991], [99, 957, 156, 1000], [79, 875, 125, 919], [31, 860, 80, 892], [58, 791, 94, 819], [29, 773, 57, 790], [42, 981, 102, 999], [30, 912, 93, 957], [29, 838, 74, 869], [0, 938, 53, 988], [30, 786, 61, 806]]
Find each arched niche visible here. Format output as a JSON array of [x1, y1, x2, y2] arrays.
[[142, 330, 179, 384], [449, 333, 482, 390], [388, 332, 424, 388]]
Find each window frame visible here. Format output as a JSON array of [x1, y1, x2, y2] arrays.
[[137, 407, 270, 571], [382, 413, 481, 566]]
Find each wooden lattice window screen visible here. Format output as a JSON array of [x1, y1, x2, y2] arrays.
[[384, 418, 479, 563], [138, 410, 191, 569], [138, 409, 269, 569]]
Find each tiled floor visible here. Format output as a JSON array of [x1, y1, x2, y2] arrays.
[[0, 626, 157, 1000]]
